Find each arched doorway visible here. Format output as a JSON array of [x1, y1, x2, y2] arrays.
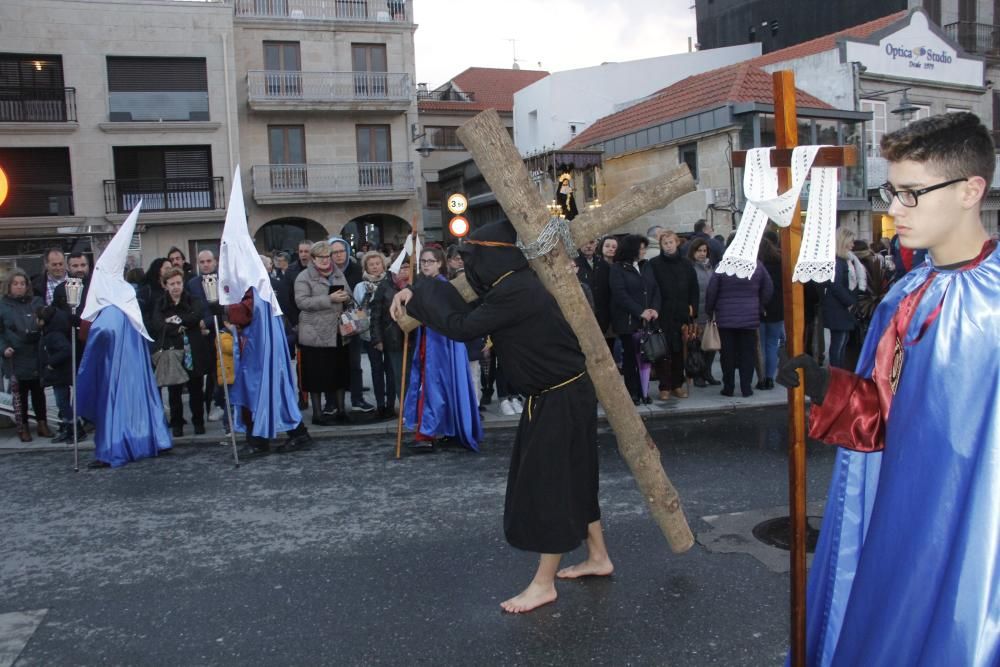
[[254, 217, 328, 254], [341, 213, 410, 254]]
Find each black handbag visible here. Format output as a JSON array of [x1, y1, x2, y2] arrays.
[[639, 322, 668, 363], [684, 338, 706, 378]]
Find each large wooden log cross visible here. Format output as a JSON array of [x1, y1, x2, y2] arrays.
[[402, 109, 696, 553]]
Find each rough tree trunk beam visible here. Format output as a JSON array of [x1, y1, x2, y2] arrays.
[[449, 110, 695, 553]]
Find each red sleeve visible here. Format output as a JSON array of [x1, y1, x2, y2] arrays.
[[225, 290, 255, 327], [808, 367, 885, 452]]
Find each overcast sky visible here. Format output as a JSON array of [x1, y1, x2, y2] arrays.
[[413, 0, 698, 88]]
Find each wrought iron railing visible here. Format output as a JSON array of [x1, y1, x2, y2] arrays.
[[416, 89, 475, 102], [104, 177, 225, 214], [0, 87, 77, 122], [247, 70, 410, 102], [943, 22, 1000, 57], [234, 0, 408, 22], [251, 162, 415, 197]]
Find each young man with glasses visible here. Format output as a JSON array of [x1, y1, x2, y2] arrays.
[[778, 112, 999, 663]]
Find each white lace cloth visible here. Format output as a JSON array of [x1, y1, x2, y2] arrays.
[[716, 146, 838, 283]]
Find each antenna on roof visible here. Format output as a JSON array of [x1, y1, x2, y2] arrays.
[[506, 38, 522, 70]]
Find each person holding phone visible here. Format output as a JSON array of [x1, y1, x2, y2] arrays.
[[294, 240, 352, 424]]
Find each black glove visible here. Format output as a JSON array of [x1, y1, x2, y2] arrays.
[[210, 302, 226, 319], [776, 353, 830, 405]]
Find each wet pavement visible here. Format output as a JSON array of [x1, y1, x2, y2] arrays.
[[0, 405, 837, 666]]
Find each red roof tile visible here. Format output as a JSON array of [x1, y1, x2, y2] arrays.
[[564, 10, 909, 150], [419, 67, 548, 113], [565, 62, 833, 149]]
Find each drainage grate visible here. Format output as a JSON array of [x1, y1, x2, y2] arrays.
[[752, 516, 821, 553]]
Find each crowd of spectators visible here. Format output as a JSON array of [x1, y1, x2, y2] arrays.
[[0, 221, 913, 446]]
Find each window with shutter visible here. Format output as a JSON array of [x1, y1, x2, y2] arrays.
[[0, 147, 73, 217], [109, 146, 215, 212], [106, 56, 209, 122], [0, 53, 68, 121]]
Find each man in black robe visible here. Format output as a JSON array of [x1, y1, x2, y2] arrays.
[[391, 220, 613, 613]]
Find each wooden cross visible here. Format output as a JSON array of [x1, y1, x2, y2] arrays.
[[400, 109, 697, 554], [731, 70, 857, 667]]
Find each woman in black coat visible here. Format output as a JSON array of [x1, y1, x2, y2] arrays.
[[589, 236, 618, 354], [645, 230, 698, 399], [609, 234, 659, 404], [149, 267, 210, 436], [0, 269, 50, 441], [39, 306, 74, 442], [369, 254, 411, 410]]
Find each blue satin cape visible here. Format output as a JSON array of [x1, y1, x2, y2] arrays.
[[76, 306, 172, 467], [229, 290, 301, 439], [801, 246, 1000, 666], [404, 325, 482, 451]]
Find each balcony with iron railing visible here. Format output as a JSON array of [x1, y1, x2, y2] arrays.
[[234, 0, 410, 23], [0, 87, 77, 123], [247, 71, 411, 111], [104, 177, 225, 214], [943, 22, 1000, 58], [251, 162, 415, 204]]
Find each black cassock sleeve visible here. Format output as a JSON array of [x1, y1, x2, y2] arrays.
[[406, 278, 523, 343]]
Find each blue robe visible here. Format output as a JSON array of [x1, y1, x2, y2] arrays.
[[77, 306, 172, 467], [802, 244, 1000, 666], [404, 324, 482, 451], [229, 290, 301, 439]]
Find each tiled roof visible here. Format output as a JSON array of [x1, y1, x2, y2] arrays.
[[564, 61, 833, 149], [419, 67, 548, 113], [564, 10, 909, 150]]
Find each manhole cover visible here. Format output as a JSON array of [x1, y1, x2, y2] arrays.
[[752, 516, 821, 553]]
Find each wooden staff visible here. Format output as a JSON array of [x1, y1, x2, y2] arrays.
[[394, 327, 409, 460]]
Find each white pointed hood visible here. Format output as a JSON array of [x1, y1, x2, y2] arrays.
[[81, 201, 151, 340], [218, 167, 281, 314]]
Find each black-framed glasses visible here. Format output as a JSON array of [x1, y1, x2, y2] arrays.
[[879, 178, 967, 208]]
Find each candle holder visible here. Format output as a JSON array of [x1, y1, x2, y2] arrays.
[[65, 277, 83, 312], [202, 273, 219, 304]]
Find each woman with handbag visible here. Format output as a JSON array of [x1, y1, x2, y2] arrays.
[[646, 230, 699, 399], [609, 234, 659, 405], [294, 240, 352, 425], [150, 267, 211, 437], [0, 269, 50, 442], [354, 251, 395, 419], [687, 239, 720, 386], [821, 227, 859, 370], [403, 247, 481, 452]]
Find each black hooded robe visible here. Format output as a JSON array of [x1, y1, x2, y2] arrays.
[[404, 221, 600, 554]]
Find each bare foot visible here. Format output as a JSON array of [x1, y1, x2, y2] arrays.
[[500, 582, 557, 614], [556, 557, 614, 579]]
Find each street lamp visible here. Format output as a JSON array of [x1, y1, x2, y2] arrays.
[[410, 123, 434, 158]]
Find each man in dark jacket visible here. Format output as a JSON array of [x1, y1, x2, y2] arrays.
[[32, 247, 67, 306], [51, 252, 91, 358], [574, 239, 597, 285], [186, 250, 224, 420]]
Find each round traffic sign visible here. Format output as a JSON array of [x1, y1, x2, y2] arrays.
[[448, 215, 470, 238], [447, 193, 468, 215]]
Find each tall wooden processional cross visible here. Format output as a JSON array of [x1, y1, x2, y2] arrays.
[[398, 110, 698, 555], [730, 70, 856, 667]]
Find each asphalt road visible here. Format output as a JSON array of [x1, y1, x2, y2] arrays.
[[0, 406, 837, 666]]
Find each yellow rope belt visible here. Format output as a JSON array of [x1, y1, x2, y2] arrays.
[[526, 371, 586, 421]]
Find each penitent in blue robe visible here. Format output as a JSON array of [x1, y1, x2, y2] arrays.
[[801, 244, 1000, 666], [404, 324, 482, 451], [229, 289, 301, 439], [77, 306, 172, 467]]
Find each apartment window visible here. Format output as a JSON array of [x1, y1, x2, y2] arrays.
[[861, 99, 887, 157], [0, 53, 71, 122], [425, 180, 442, 208], [263, 42, 301, 96], [678, 142, 698, 182], [0, 147, 73, 217], [924, 0, 941, 25], [106, 56, 208, 121], [356, 125, 392, 188], [109, 146, 216, 213], [426, 126, 463, 150], [352, 44, 388, 97], [268, 125, 306, 191], [905, 104, 932, 126]]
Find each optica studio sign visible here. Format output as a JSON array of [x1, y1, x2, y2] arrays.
[[885, 42, 953, 71]]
